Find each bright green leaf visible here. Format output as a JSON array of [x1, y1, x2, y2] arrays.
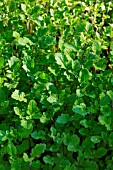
[[91, 136, 101, 143], [7, 141, 17, 155], [23, 153, 34, 162], [13, 31, 20, 39], [27, 100, 38, 115], [21, 119, 33, 129]]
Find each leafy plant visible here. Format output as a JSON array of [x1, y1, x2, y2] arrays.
[[0, 0, 113, 169]]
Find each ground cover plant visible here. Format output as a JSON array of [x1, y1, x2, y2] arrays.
[[0, 0, 113, 169]]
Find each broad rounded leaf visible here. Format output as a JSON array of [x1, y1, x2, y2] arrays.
[[67, 134, 80, 152], [43, 155, 54, 165], [92, 40, 101, 54], [56, 114, 70, 124], [31, 143, 46, 158], [72, 103, 87, 115], [95, 147, 107, 158], [79, 68, 92, 82]]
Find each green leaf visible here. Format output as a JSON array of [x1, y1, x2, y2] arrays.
[[55, 53, 66, 69], [91, 136, 101, 143], [50, 126, 56, 138], [85, 160, 98, 170], [0, 58, 4, 70], [84, 149, 93, 159], [80, 119, 88, 128], [62, 132, 70, 146], [23, 153, 34, 162], [79, 128, 89, 136], [17, 37, 26, 46], [39, 72, 48, 80], [47, 94, 58, 104], [100, 92, 110, 106], [56, 114, 70, 124], [17, 139, 29, 154], [82, 137, 94, 149], [27, 100, 38, 115], [13, 31, 20, 39], [32, 160, 40, 169], [18, 37, 33, 46], [14, 107, 23, 118], [78, 68, 92, 82], [92, 40, 101, 54], [67, 134, 80, 152], [18, 126, 33, 138], [40, 115, 47, 123], [21, 119, 33, 129], [11, 89, 27, 102], [75, 22, 86, 32], [21, 3, 26, 12], [50, 144, 60, 152], [107, 90, 113, 99], [46, 82, 57, 93], [23, 37, 34, 45], [0, 130, 7, 141], [48, 66, 56, 75], [31, 143, 46, 158], [64, 43, 77, 52], [95, 147, 107, 158], [43, 155, 54, 165], [31, 130, 46, 140], [72, 103, 87, 115], [86, 23, 93, 33], [98, 115, 111, 130], [60, 159, 71, 168], [76, 89, 85, 97], [46, 35, 54, 45], [100, 106, 112, 116], [7, 141, 17, 155], [8, 56, 19, 68], [73, 60, 81, 73]]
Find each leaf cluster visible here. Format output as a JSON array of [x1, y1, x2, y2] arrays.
[[0, 0, 113, 169]]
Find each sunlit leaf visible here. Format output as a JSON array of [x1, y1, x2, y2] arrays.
[[11, 89, 27, 102]]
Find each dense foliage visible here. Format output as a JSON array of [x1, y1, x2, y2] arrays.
[[0, 0, 113, 169]]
